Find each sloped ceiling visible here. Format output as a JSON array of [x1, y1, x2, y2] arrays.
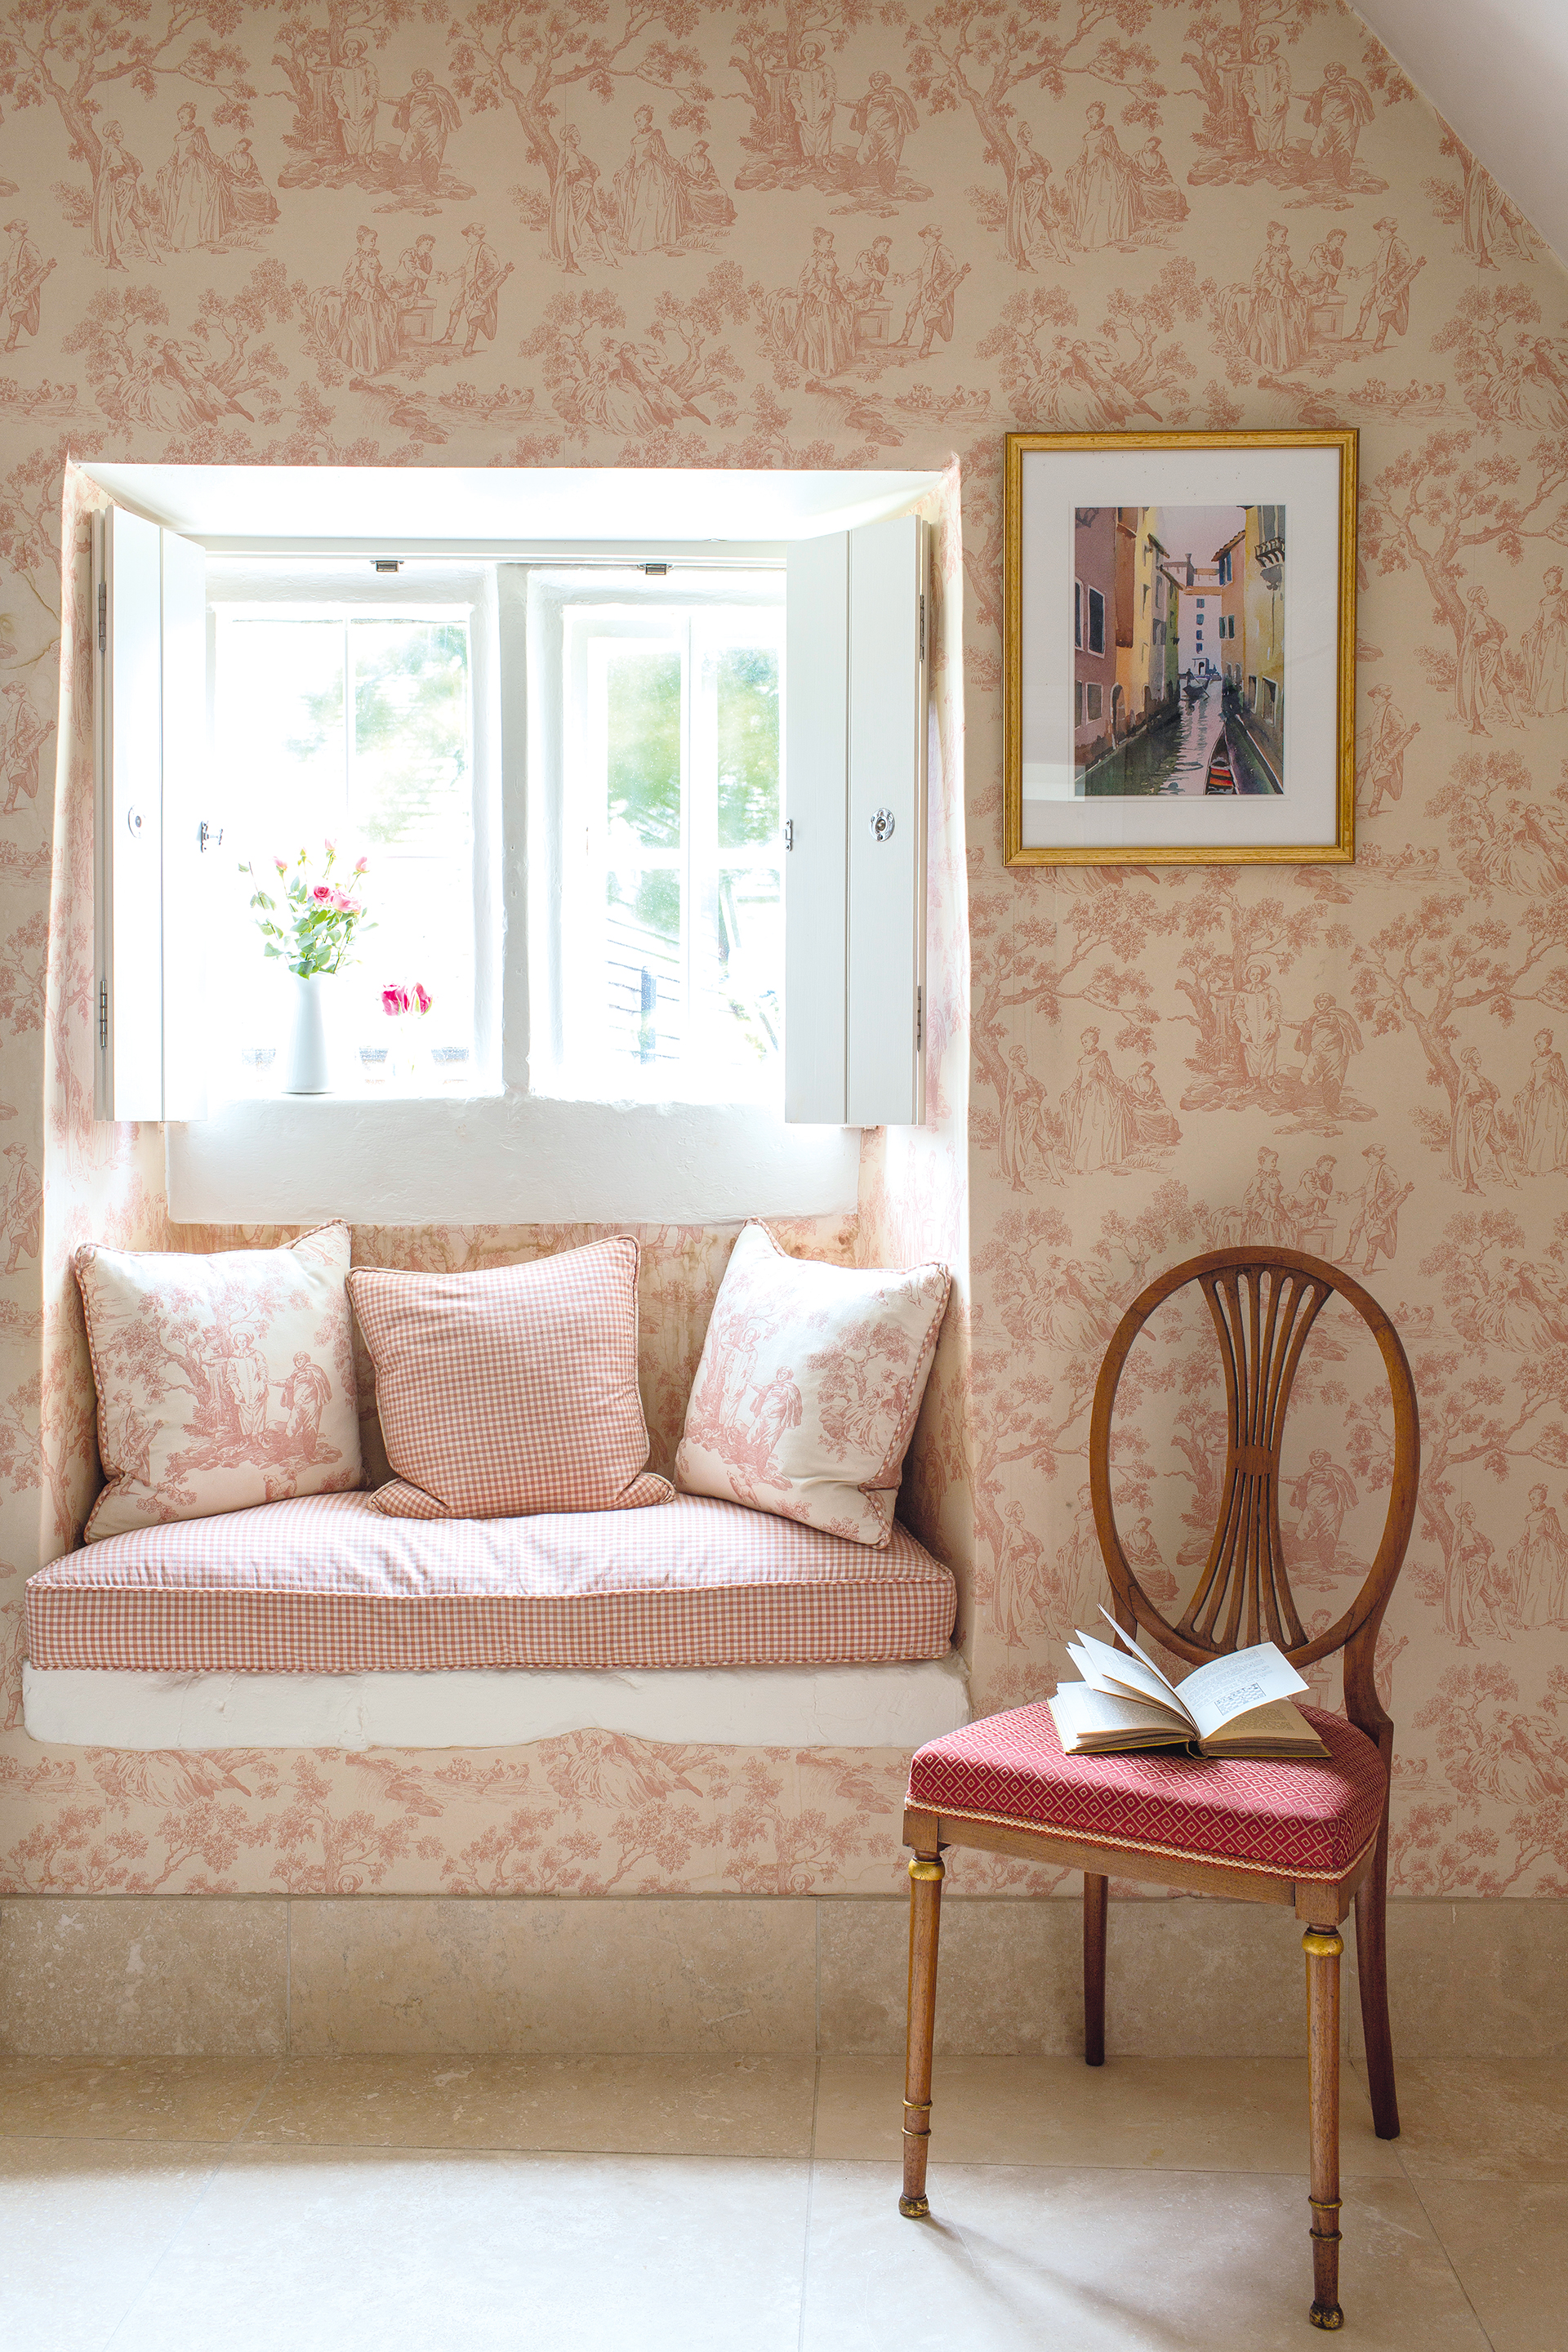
[[1356, 0, 1568, 266]]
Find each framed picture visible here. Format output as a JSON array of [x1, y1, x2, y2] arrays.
[[1004, 429, 1356, 866]]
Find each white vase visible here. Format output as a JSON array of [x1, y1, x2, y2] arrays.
[[284, 973, 332, 1094]]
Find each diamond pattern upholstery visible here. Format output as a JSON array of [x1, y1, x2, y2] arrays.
[[906, 1702, 1388, 1882]]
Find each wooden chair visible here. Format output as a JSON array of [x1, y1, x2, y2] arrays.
[[899, 1249, 1419, 2332]]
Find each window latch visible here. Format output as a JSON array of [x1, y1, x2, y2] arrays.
[[784, 819, 794, 851], [99, 980, 108, 1052], [199, 821, 223, 853], [98, 581, 106, 656]]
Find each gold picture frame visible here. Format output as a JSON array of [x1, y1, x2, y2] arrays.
[[1004, 428, 1357, 866]]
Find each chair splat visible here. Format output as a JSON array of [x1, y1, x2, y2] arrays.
[[1177, 1265, 1334, 1656]]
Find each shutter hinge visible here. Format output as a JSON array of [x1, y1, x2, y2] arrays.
[[97, 580, 107, 656], [98, 979, 108, 1051], [918, 594, 925, 664], [915, 985, 923, 1051], [784, 818, 794, 851]]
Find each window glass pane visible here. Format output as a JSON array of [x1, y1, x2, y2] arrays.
[[711, 862, 782, 1066], [350, 619, 470, 855], [715, 645, 779, 849], [222, 619, 345, 819], [608, 866, 681, 1064], [607, 648, 681, 849]]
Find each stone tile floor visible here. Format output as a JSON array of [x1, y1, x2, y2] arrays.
[[0, 2052, 1561, 2349]]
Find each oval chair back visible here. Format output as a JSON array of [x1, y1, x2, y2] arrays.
[[1089, 1246, 1419, 1753]]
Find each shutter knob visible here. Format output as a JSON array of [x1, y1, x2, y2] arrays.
[[870, 807, 896, 843], [126, 806, 144, 838]]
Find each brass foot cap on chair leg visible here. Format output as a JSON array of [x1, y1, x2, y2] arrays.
[[1309, 2303, 1345, 2331], [898, 2195, 931, 2221]]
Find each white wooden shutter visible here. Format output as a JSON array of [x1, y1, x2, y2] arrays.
[[93, 505, 208, 1122], [784, 512, 928, 1127]]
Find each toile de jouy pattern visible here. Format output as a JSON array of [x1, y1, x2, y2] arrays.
[[675, 1219, 950, 1545], [0, 0, 1564, 1900], [76, 1221, 362, 1539]]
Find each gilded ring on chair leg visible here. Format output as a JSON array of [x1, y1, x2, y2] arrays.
[[1309, 2301, 1345, 2331], [898, 2194, 931, 2220]]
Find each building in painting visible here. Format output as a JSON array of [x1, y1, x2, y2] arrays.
[[1073, 506, 1117, 772], [1160, 561, 1181, 701], [1114, 506, 1165, 734], [1240, 502, 1285, 782], [1176, 565, 1222, 679], [1214, 527, 1246, 688]]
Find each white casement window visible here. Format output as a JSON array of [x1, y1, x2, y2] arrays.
[[522, 567, 784, 1107], [204, 561, 497, 1102], [90, 467, 930, 1213]]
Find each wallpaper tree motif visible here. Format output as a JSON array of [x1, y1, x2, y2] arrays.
[[0, 0, 1563, 1900]]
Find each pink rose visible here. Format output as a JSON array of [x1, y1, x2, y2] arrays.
[[274, 858, 288, 875], [414, 982, 432, 1014], [382, 985, 410, 1018], [354, 856, 368, 875], [332, 891, 359, 913], [311, 884, 332, 903]]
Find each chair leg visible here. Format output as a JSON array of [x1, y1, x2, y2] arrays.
[[1354, 1820, 1400, 2140], [900, 1852, 944, 2219], [1084, 1872, 1107, 2066], [1303, 1923, 1344, 2332]]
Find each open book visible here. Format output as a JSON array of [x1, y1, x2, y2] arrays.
[[1047, 1609, 1328, 1760]]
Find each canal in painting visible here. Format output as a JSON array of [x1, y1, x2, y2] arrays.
[[1082, 681, 1236, 797]]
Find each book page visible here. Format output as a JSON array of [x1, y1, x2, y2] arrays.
[[1049, 1684, 1194, 1748], [1178, 1642, 1309, 1742], [1199, 1697, 1327, 1756], [1097, 1607, 1188, 1706], [1076, 1627, 1195, 1726]]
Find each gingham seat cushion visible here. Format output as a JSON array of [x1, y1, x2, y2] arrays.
[[906, 1702, 1386, 1882], [26, 1492, 957, 1675], [347, 1236, 670, 1521]]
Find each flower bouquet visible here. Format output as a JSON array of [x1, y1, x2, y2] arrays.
[[383, 980, 433, 1084], [241, 842, 372, 978], [239, 844, 372, 1094]]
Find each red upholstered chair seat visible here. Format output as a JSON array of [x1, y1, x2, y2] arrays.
[[907, 1703, 1388, 1884]]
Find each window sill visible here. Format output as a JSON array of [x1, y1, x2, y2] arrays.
[[164, 1090, 860, 1225]]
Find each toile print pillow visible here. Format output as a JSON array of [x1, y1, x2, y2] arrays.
[[675, 1222, 951, 1548], [76, 1223, 363, 1543]]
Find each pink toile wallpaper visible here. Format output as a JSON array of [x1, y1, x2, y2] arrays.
[[0, 0, 1565, 1899]]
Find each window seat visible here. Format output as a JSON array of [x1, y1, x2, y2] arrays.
[[23, 1491, 965, 1752]]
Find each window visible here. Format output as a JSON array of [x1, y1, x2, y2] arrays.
[[1087, 586, 1106, 656], [207, 566, 491, 1100], [1248, 674, 1258, 706], [1264, 677, 1280, 719], [529, 570, 783, 1104], [1218, 549, 1233, 586], [1075, 579, 1083, 649], [1086, 681, 1103, 721], [89, 470, 931, 1210], [1197, 596, 1206, 608], [1075, 680, 1085, 725]]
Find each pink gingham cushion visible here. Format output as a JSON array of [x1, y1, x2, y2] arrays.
[[348, 1237, 671, 1521], [26, 1491, 957, 1673], [675, 1223, 950, 1547], [76, 1223, 362, 1543]]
